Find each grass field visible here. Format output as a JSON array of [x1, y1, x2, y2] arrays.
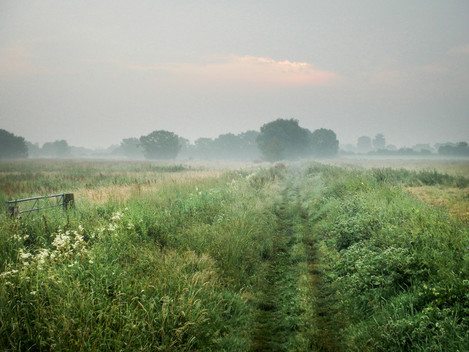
[[0, 159, 468, 351]]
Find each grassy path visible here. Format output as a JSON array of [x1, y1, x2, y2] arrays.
[[304, 231, 342, 352], [250, 175, 329, 351], [250, 190, 297, 351]]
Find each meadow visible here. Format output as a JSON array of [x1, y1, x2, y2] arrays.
[[0, 159, 467, 351]]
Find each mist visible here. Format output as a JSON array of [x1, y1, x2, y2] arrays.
[[1, 0, 468, 151]]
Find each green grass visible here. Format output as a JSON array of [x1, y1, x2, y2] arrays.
[[0, 159, 189, 198], [302, 164, 468, 351], [0, 160, 467, 351]]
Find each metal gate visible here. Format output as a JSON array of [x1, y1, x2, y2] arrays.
[[5, 193, 74, 217]]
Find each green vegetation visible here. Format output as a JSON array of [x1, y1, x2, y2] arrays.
[[301, 164, 468, 351], [0, 129, 28, 160], [0, 160, 467, 351], [140, 130, 182, 160]]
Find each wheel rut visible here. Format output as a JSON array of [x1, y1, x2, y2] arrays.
[[250, 173, 342, 352]]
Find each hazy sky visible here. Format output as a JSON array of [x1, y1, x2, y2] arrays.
[[1, 0, 468, 148]]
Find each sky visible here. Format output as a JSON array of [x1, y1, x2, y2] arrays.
[[1, 0, 468, 148]]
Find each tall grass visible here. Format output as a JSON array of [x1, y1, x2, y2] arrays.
[[1, 160, 467, 351], [303, 164, 468, 351], [0, 168, 280, 351]]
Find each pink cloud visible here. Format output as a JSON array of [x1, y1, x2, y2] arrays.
[[128, 55, 338, 86]]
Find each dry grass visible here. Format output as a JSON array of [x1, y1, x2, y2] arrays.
[[76, 170, 225, 203], [406, 186, 469, 223]]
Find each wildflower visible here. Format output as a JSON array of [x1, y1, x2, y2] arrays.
[[30, 291, 37, 295], [111, 211, 123, 222], [52, 232, 71, 250], [0, 269, 18, 278], [35, 249, 50, 266], [19, 249, 32, 262]]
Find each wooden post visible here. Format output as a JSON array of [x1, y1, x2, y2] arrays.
[[63, 193, 75, 210], [8, 205, 19, 217]]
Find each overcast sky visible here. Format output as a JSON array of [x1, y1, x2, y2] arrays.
[[1, 0, 468, 148]]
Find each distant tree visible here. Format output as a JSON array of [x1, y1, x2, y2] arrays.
[[239, 130, 261, 158], [190, 131, 260, 160], [140, 130, 181, 159], [438, 142, 469, 156], [193, 137, 215, 159], [213, 133, 244, 159], [373, 133, 386, 150], [119, 138, 142, 158], [26, 141, 41, 158], [256, 119, 311, 161], [412, 144, 434, 153], [42, 140, 71, 158], [310, 128, 339, 157], [0, 129, 28, 159], [357, 136, 372, 153]]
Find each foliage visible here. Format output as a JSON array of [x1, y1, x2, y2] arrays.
[[357, 135, 372, 153], [0, 129, 28, 159], [139, 130, 181, 160], [0, 165, 281, 351], [310, 128, 339, 157], [256, 119, 311, 161], [370, 168, 468, 188], [118, 137, 143, 158], [41, 140, 71, 158], [439, 142, 469, 156], [303, 165, 469, 351], [0, 160, 467, 351], [373, 133, 386, 150], [184, 131, 260, 160]]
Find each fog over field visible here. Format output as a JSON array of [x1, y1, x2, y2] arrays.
[[1, 3, 469, 351], [1, 0, 468, 149]]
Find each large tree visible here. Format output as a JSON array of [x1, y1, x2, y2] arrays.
[[310, 128, 339, 157], [256, 119, 311, 161], [357, 136, 372, 153], [140, 130, 181, 159], [0, 129, 28, 159], [42, 140, 71, 158], [373, 133, 386, 150]]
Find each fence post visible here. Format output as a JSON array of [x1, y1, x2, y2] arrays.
[[63, 193, 75, 210], [8, 205, 19, 218]]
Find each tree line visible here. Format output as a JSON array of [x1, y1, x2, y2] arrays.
[[116, 119, 338, 161], [0, 119, 339, 161], [2, 121, 468, 160]]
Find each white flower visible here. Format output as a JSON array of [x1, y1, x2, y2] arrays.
[[19, 249, 32, 261], [0, 269, 18, 278], [35, 249, 50, 265], [111, 211, 123, 222], [52, 233, 71, 250]]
